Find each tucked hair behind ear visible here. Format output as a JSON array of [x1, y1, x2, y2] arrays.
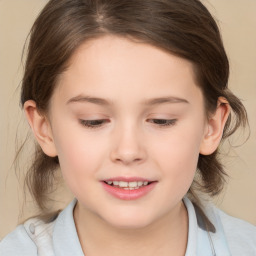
[[19, 0, 248, 223]]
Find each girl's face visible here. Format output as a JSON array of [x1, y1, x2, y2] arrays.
[[47, 35, 209, 228]]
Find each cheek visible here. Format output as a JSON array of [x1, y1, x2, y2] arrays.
[[52, 124, 105, 184], [153, 123, 204, 185], [53, 135, 106, 200]]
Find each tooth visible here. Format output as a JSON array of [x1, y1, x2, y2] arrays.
[[129, 188, 134, 190], [124, 188, 129, 190], [111, 180, 149, 188], [128, 181, 138, 188], [138, 181, 143, 187], [119, 181, 128, 187]]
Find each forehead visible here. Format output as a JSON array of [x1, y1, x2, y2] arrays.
[[55, 35, 203, 106]]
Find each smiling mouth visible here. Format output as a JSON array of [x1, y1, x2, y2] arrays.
[[103, 180, 155, 190], [102, 179, 157, 200]]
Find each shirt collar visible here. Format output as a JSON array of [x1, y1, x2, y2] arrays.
[[183, 197, 231, 256], [53, 198, 84, 256], [52, 197, 230, 256]]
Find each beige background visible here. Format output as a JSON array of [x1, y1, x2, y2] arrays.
[[0, 0, 256, 239]]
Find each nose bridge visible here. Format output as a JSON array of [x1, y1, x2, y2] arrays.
[[110, 119, 146, 165]]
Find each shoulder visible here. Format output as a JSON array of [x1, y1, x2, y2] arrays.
[[207, 203, 256, 255], [216, 207, 256, 254], [0, 224, 37, 256]]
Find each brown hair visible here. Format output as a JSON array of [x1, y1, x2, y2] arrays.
[[20, 0, 248, 227]]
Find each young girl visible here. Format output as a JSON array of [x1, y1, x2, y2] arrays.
[[1, 0, 255, 255]]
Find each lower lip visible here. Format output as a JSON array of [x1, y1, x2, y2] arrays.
[[101, 181, 157, 200]]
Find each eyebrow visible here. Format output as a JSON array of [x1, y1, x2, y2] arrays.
[[66, 95, 189, 106], [67, 95, 112, 106], [143, 96, 189, 106]]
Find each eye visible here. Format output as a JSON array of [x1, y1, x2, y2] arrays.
[[147, 119, 177, 127], [79, 119, 109, 129]]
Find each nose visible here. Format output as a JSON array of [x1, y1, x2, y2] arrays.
[[110, 124, 147, 166]]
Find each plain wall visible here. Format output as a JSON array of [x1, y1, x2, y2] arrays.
[[0, 0, 256, 238]]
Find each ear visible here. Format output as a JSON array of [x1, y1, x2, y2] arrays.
[[200, 97, 231, 155], [24, 100, 57, 157]]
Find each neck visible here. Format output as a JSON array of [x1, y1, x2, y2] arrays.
[[74, 201, 188, 256]]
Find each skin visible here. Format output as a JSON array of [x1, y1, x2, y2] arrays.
[[24, 35, 230, 256]]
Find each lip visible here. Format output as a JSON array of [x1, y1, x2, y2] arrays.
[[101, 178, 157, 200], [103, 176, 153, 182]]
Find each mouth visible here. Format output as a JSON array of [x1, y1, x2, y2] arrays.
[[101, 178, 157, 200]]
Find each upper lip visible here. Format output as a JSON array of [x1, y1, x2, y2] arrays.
[[103, 176, 155, 182]]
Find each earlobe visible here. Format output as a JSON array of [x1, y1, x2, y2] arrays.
[[200, 97, 231, 155], [24, 100, 57, 157]]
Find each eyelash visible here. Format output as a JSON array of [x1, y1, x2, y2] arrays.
[[147, 119, 177, 127], [79, 119, 177, 129], [79, 119, 108, 128]]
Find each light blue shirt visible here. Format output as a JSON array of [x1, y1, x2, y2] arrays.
[[1, 197, 256, 255]]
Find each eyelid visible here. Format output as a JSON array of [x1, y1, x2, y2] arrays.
[[147, 118, 177, 127], [79, 119, 110, 129], [79, 118, 177, 129]]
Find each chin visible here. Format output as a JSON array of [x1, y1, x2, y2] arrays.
[[103, 210, 154, 230]]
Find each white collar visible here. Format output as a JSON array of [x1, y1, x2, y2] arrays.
[[28, 197, 231, 255]]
